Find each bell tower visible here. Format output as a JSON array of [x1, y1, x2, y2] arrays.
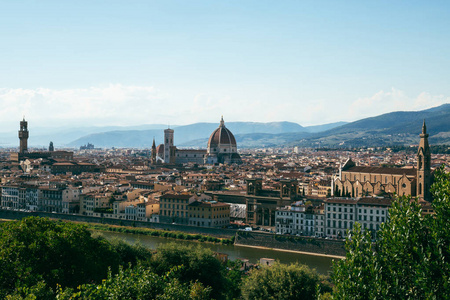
[[417, 120, 431, 201], [151, 137, 156, 165], [164, 128, 174, 163], [18, 117, 29, 154]]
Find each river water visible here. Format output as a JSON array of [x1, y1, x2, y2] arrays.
[[98, 231, 338, 275]]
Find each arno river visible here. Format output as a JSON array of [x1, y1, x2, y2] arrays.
[[98, 230, 339, 275]]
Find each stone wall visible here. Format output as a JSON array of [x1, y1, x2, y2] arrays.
[[235, 231, 346, 257], [0, 210, 237, 238]]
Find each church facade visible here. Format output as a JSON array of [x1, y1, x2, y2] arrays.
[[333, 121, 433, 201]]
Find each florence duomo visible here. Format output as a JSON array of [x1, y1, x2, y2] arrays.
[[151, 116, 242, 165]]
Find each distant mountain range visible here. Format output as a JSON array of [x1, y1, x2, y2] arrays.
[[296, 104, 450, 148], [178, 104, 450, 148], [67, 121, 324, 148], [1, 104, 448, 149], [0, 124, 171, 148]]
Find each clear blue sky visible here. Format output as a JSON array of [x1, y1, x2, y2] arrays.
[[0, 0, 449, 128]]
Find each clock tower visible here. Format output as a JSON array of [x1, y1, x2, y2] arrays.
[[18, 117, 29, 154]]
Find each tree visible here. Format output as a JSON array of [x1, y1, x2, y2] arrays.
[[57, 263, 212, 300], [0, 217, 124, 298], [332, 165, 450, 299], [241, 262, 331, 300], [151, 243, 228, 299]]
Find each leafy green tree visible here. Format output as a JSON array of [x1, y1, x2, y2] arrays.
[[241, 262, 331, 300], [225, 260, 244, 299], [4, 281, 53, 300], [151, 243, 228, 299], [0, 217, 121, 297], [108, 237, 153, 267], [332, 165, 450, 299], [57, 263, 212, 300]]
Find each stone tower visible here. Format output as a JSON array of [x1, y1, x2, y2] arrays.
[[49, 141, 54, 152], [164, 128, 174, 163], [417, 120, 431, 201], [18, 117, 29, 154], [151, 137, 156, 165]]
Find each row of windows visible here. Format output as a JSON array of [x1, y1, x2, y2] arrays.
[[359, 215, 385, 222], [189, 214, 228, 219], [327, 213, 354, 220], [276, 212, 311, 217], [161, 210, 188, 217], [359, 209, 386, 215], [327, 220, 354, 229], [162, 198, 188, 203], [189, 206, 228, 211], [163, 204, 187, 209], [327, 206, 354, 213]]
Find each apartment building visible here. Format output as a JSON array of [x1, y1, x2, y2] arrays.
[[188, 200, 230, 227], [275, 197, 392, 239]]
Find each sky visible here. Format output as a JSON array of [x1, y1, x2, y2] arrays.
[[0, 0, 449, 129]]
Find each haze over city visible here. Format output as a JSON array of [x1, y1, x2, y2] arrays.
[[1, 1, 449, 129]]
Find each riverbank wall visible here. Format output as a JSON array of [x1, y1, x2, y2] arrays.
[[235, 231, 346, 257], [1, 210, 347, 257], [0, 210, 237, 239]]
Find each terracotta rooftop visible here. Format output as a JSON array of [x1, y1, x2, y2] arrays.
[[345, 166, 416, 176]]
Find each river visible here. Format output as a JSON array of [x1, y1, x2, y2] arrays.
[[98, 231, 338, 275]]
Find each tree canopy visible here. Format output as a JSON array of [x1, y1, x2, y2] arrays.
[[56, 263, 212, 300], [150, 243, 229, 299], [333, 165, 450, 299], [0, 217, 122, 298], [241, 262, 331, 300]]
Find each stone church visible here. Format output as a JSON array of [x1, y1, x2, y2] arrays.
[[151, 117, 242, 165], [333, 121, 433, 201]]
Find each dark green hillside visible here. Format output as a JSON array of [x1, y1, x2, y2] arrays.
[[295, 103, 450, 147]]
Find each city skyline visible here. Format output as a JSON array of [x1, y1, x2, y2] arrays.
[[1, 1, 449, 128]]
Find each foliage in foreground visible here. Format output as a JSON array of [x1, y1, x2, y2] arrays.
[[0, 217, 119, 298], [333, 165, 450, 299], [241, 262, 332, 300], [57, 264, 212, 300], [0, 217, 152, 299], [0, 216, 333, 299], [149, 243, 229, 299]]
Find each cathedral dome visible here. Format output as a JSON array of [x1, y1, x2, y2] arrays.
[[156, 144, 164, 156], [207, 117, 237, 150], [205, 117, 242, 164]]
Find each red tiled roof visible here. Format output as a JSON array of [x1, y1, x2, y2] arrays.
[[345, 166, 416, 176], [208, 126, 236, 147]]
